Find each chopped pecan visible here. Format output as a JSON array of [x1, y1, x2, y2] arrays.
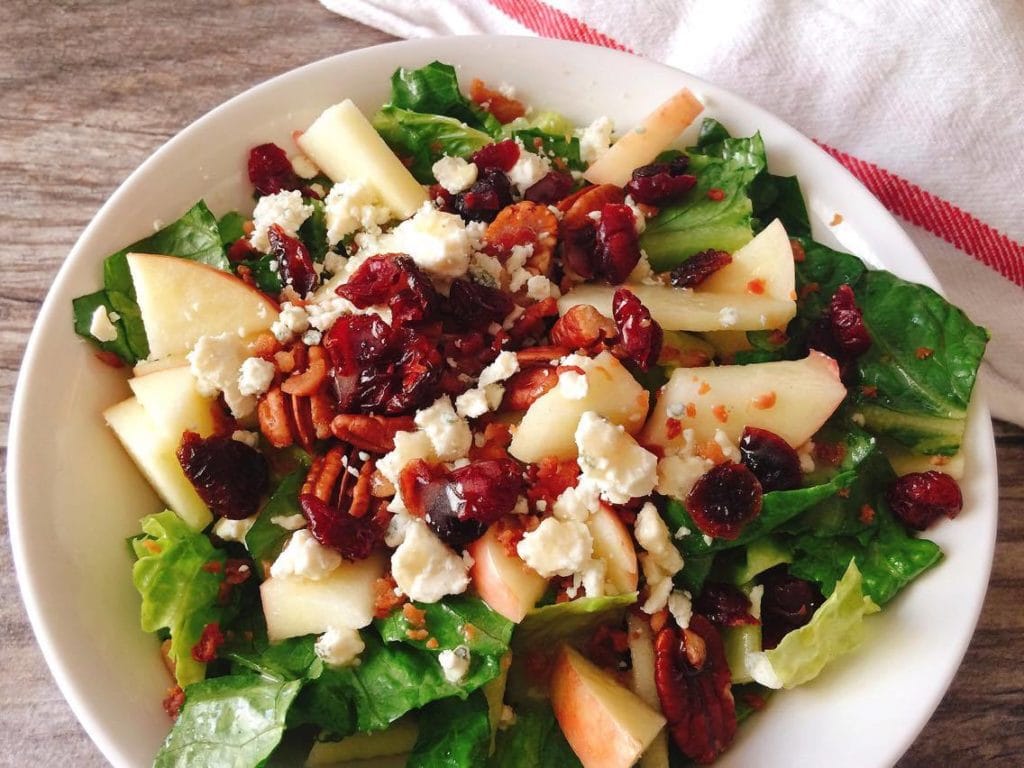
[[282, 344, 328, 396], [257, 384, 334, 451], [502, 366, 558, 411], [507, 296, 560, 344], [330, 413, 415, 454], [550, 304, 617, 353], [469, 421, 514, 461], [303, 444, 375, 518], [515, 345, 570, 367], [559, 184, 625, 279], [483, 201, 560, 277], [654, 615, 737, 765]]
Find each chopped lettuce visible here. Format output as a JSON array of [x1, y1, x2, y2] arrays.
[[512, 593, 636, 653], [407, 691, 492, 768], [377, 595, 514, 657], [154, 675, 302, 768], [373, 105, 493, 183], [244, 470, 306, 572], [762, 560, 879, 688], [489, 702, 582, 768], [389, 61, 501, 136], [132, 511, 226, 687], [510, 127, 586, 172]]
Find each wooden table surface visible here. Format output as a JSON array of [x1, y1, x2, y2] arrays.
[[1, 1, 1020, 765]]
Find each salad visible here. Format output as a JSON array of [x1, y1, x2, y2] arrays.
[[72, 61, 989, 767]]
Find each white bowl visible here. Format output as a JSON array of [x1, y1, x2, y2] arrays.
[[8, 36, 996, 768]]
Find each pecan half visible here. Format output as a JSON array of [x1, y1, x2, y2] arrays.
[[654, 615, 737, 765], [550, 304, 617, 353], [282, 344, 328, 396], [303, 444, 375, 518], [559, 184, 625, 279], [330, 413, 415, 454], [257, 384, 334, 451], [483, 201, 559, 277], [502, 366, 558, 411]]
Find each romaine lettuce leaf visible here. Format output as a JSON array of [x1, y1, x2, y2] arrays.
[[132, 511, 226, 687], [244, 470, 305, 571], [510, 127, 585, 172], [407, 691, 492, 768], [762, 560, 879, 688], [489, 702, 582, 768], [376, 595, 514, 656], [373, 105, 494, 183], [389, 61, 501, 136], [153, 675, 302, 768], [512, 593, 636, 653]]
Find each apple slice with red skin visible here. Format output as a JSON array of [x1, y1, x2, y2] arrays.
[[469, 525, 548, 623], [588, 504, 639, 595]]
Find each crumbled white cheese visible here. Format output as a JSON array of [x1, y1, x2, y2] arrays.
[[377, 431, 438, 512], [250, 190, 314, 252], [415, 396, 472, 462], [438, 645, 472, 684], [551, 484, 599, 522], [506, 243, 534, 292], [237, 356, 276, 397], [455, 388, 492, 419], [302, 329, 323, 346], [797, 440, 816, 473], [642, 569, 674, 614], [668, 590, 693, 629], [315, 626, 365, 667], [432, 156, 479, 194], [213, 515, 256, 544], [574, 412, 658, 504], [385, 510, 414, 548], [367, 202, 475, 279], [516, 518, 593, 578], [635, 502, 685, 575], [506, 147, 551, 195], [89, 306, 118, 342], [323, 251, 348, 276], [713, 428, 741, 463], [576, 115, 614, 165], [624, 194, 647, 235], [456, 351, 520, 418], [391, 520, 470, 602], [525, 274, 560, 301], [231, 430, 260, 448], [748, 584, 765, 621], [468, 252, 504, 288], [188, 333, 256, 418], [323, 179, 393, 246], [479, 351, 520, 387], [718, 306, 739, 328], [290, 153, 320, 179], [270, 529, 341, 580], [502, 304, 526, 330], [271, 301, 310, 342], [270, 513, 307, 531], [557, 368, 589, 400], [656, 454, 713, 502]]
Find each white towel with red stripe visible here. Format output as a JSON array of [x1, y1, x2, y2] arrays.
[[321, 0, 1024, 426]]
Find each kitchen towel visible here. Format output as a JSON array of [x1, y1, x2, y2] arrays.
[[322, 0, 1024, 427]]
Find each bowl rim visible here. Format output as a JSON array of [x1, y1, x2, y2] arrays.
[[7, 34, 997, 767]]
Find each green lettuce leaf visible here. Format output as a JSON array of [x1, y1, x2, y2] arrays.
[[763, 560, 879, 688], [154, 675, 302, 768], [245, 470, 305, 570], [407, 691, 492, 768], [298, 197, 329, 263], [70, 291, 136, 363], [489, 702, 582, 768], [373, 105, 494, 183], [376, 595, 514, 657], [510, 127, 585, 172], [216, 211, 246, 246], [132, 511, 225, 687], [389, 61, 501, 136], [512, 593, 636, 653]]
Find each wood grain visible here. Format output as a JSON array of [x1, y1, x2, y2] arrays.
[[0, 1, 1020, 765]]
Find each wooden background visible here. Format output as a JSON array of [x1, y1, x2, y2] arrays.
[[0, 1, 1020, 765]]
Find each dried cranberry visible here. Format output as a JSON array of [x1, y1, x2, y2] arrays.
[[827, 284, 872, 358], [886, 470, 963, 530], [190, 622, 225, 663], [337, 254, 438, 325], [625, 158, 697, 205], [523, 170, 575, 204], [401, 459, 524, 549], [669, 250, 733, 288], [445, 278, 515, 331], [595, 204, 642, 283], [694, 583, 759, 627], [177, 431, 268, 520], [758, 566, 824, 650], [300, 493, 387, 560], [248, 143, 301, 196], [455, 168, 515, 223], [739, 427, 803, 492], [268, 224, 317, 296], [560, 220, 599, 278], [686, 461, 763, 540], [471, 139, 520, 172], [612, 288, 663, 371]]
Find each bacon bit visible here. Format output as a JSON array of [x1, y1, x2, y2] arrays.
[[752, 391, 777, 410], [916, 347, 934, 360], [685, 402, 697, 418], [697, 380, 711, 395], [201, 560, 223, 574], [425, 637, 439, 650], [462, 623, 479, 643], [94, 350, 125, 368], [711, 404, 729, 423], [402, 602, 427, 628], [406, 628, 430, 641], [666, 418, 683, 440], [830, 212, 844, 226], [191, 622, 225, 663], [470, 421, 515, 461], [649, 608, 670, 634], [252, 332, 281, 360], [696, 440, 728, 465], [141, 540, 162, 555], [469, 78, 527, 123], [495, 515, 538, 557], [859, 504, 876, 525], [706, 187, 726, 201], [930, 455, 951, 466], [790, 239, 806, 262], [746, 278, 766, 295], [836, 487, 852, 499], [860, 385, 879, 398], [526, 456, 579, 507], [813, 441, 847, 466], [162, 686, 185, 720], [373, 575, 407, 619], [799, 281, 821, 299]]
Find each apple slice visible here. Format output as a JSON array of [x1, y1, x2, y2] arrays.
[[642, 351, 847, 451], [297, 99, 428, 219], [558, 283, 796, 333], [509, 351, 649, 463], [127, 253, 277, 361], [260, 551, 385, 642], [700, 219, 795, 301], [104, 397, 212, 530], [306, 718, 418, 766], [469, 526, 548, 623], [627, 614, 670, 768], [551, 645, 666, 768], [129, 366, 219, 442], [588, 505, 639, 595], [132, 354, 187, 377], [584, 88, 703, 187]]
